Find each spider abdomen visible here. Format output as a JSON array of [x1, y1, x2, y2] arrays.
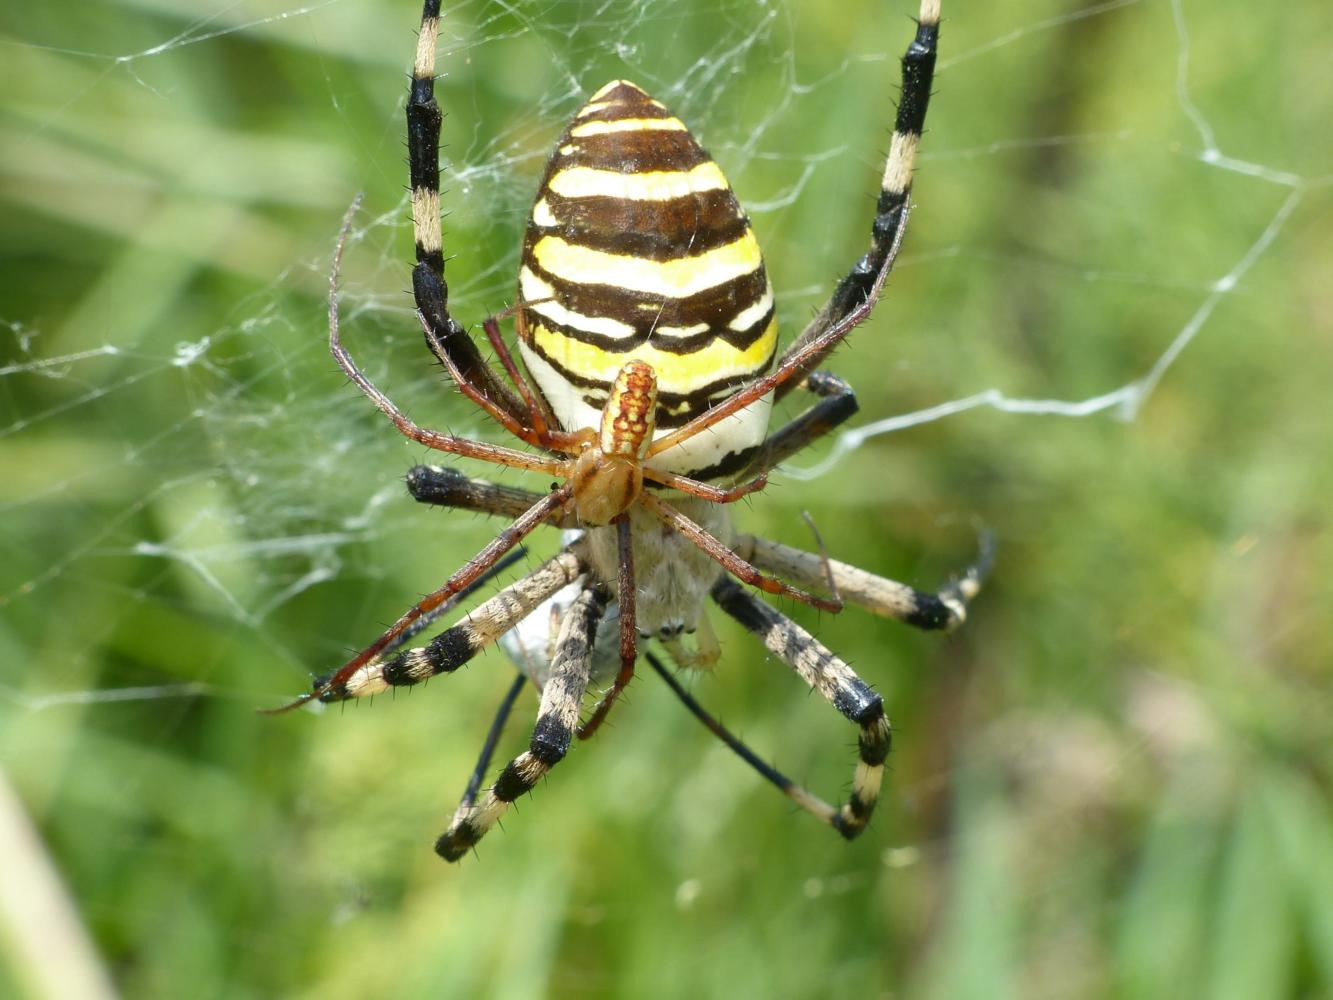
[[517, 80, 777, 480]]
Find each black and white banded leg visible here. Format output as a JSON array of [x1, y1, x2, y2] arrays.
[[458, 672, 529, 812], [749, 371, 860, 475], [645, 652, 846, 825], [639, 0, 940, 465], [406, 465, 576, 526], [735, 530, 993, 631], [437, 584, 608, 861], [772, 0, 940, 397], [408, 1, 528, 426], [316, 547, 588, 702], [711, 577, 892, 838]]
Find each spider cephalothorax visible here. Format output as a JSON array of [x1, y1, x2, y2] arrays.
[[272, 0, 991, 863]]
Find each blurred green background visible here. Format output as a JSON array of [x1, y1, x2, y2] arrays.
[[2, 0, 1330, 997]]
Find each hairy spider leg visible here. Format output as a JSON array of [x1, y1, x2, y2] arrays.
[[577, 515, 637, 739], [327, 198, 564, 479], [645, 0, 940, 462], [267, 487, 572, 712], [638, 491, 841, 613], [408, 2, 529, 429], [309, 548, 589, 704], [645, 652, 840, 825], [460, 672, 529, 810], [437, 584, 608, 860], [745, 371, 860, 476], [710, 578, 892, 838], [736, 530, 994, 630], [482, 314, 556, 442]]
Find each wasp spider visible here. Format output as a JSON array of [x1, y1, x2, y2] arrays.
[[273, 0, 990, 862]]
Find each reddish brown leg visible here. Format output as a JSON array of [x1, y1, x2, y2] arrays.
[[480, 316, 583, 455], [642, 206, 910, 464], [577, 514, 637, 739], [421, 318, 553, 450], [264, 484, 573, 713], [327, 199, 565, 477], [482, 315, 549, 438], [637, 493, 843, 613], [642, 469, 768, 503]]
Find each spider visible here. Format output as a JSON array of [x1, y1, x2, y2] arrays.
[[271, 0, 990, 863]]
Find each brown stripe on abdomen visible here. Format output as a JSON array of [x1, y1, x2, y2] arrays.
[[533, 189, 752, 262], [522, 257, 769, 336], [551, 128, 713, 177], [526, 297, 774, 357]]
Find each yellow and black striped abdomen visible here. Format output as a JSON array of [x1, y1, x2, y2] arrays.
[[517, 80, 776, 480]]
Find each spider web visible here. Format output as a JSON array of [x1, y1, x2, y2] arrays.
[[1, 0, 1330, 988], [2, 0, 1322, 693]]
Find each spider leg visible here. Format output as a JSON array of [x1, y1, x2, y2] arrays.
[[259, 547, 533, 716], [645, 652, 838, 825], [420, 315, 556, 450], [406, 465, 578, 527], [408, 464, 763, 531], [311, 545, 588, 703], [638, 492, 841, 612], [641, 468, 768, 503], [734, 528, 994, 630], [771, 0, 939, 399], [460, 672, 528, 810], [377, 547, 531, 657], [576, 515, 637, 739], [481, 315, 557, 443], [406, 465, 991, 630], [266, 485, 573, 712], [746, 371, 859, 475], [710, 577, 891, 839], [436, 584, 608, 861], [408, 2, 529, 430], [328, 198, 562, 477], [644, 0, 940, 459]]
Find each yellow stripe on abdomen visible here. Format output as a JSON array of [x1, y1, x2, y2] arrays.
[[569, 117, 687, 137], [531, 317, 776, 397], [546, 162, 728, 201], [532, 231, 761, 299]]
